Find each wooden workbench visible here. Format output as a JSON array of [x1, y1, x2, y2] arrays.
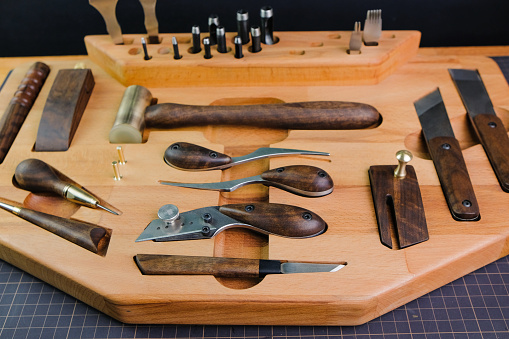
[[0, 42, 508, 326]]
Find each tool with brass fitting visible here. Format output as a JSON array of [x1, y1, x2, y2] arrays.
[[164, 142, 330, 171], [160, 165, 334, 197], [369, 150, 429, 249], [136, 203, 327, 242], [13, 159, 121, 215]]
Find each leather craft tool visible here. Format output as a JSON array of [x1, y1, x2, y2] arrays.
[[203, 38, 212, 59], [141, 37, 151, 60], [369, 150, 429, 249], [163, 142, 329, 171], [236, 10, 250, 45], [0, 197, 111, 256], [138, 0, 159, 44], [134, 254, 346, 277], [208, 14, 219, 45], [108, 85, 382, 144], [250, 26, 262, 53], [449, 68, 509, 192], [0, 62, 50, 164], [13, 159, 121, 215], [234, 36, 243, 59], [34, 68, 95, 152], [348, 22, 362, 54], [191, 25, 201, 54], [160, 165, 334, 197], [172, 37, 182, 60], [260, 6, 276, 44], [363, 9, 382, 46], [89, 0, 123, 44], [136, 203, 327, 242], [216, 26, 228, 53], [414, 88, 480, 221]]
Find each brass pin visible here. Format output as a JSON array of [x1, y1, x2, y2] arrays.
[[394, 150, 413, 179], [117, 146, 126, 164], [113, 161, 122, 180]]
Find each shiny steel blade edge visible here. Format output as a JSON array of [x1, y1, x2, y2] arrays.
[[448, 69, 497, 117], [281, 262, 346, 274], [231, 147, 330, 166], [414, 88, 456, 141]]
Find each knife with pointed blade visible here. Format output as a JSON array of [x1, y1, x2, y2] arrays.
[[134, 254, 346, 277], [449, 68, 509, 192], [136, 203, 327, 242], [160, 165, 334, 197], [414, 88, 480, 221], [164, 142, 330, 171]]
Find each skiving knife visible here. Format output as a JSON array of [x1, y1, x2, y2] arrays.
[[136, 203, 327, 242], [414, 88, 480, 221], [449, 68, 509, 192], [164, 142, 330, 171], [134, 254, 346, 277], [160, 165, 334, 197]]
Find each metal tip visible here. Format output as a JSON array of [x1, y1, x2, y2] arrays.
[[172, 36, 178, 45], [97, 203, 120, 215]]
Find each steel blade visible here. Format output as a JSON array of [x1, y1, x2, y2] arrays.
[[280, 262, 346, 274], [160, 175, 263, 192], [414, 88, 456, 141], [231, 148, 329, 166], [449, 69, 496, 118]]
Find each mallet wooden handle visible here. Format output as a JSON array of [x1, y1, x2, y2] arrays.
[[0, 62, 50, 164], [144, 101, 382, 130]]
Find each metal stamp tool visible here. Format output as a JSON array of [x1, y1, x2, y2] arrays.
[[161, 165, 334, 197], [136, 203, 327, 242]]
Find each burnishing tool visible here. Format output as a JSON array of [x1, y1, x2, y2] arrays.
[[160, 165, 334, 197], [109, 85, 382, 144], [163, 142, 330, 171], [138, 0, 160, 44], [13, 159, 121, 216], [136, 203, 327, 242], [89, 0, 123, 44], [0, 197, 112, 256], [134, 254, 346, 277], [369, 150, 429, 249], [0, 62, 50, 164], [414, 88, 479, 221]]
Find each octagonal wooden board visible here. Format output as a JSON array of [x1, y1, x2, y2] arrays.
[[0, 50, 508, 325]]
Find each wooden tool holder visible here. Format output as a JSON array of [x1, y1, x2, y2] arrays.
[[1, 31, 509, 326], [85, 30, 421, 87]]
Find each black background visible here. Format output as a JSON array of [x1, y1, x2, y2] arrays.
[[0, 0, 508, 57]]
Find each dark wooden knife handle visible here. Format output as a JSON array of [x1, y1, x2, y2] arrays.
[[145, 101, 381, 130], [427, 136, 480, 220], [164, 142, 232, 170], [261, 165, 334, 197], [134, 254, 264, 277], [471, 114, 509, 192], [16, 207, 112, 256], [0, 62, 50, 164], [218, 203, 327, 238]]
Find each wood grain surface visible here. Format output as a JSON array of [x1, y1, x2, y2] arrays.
[[0, 44, 509, 326]]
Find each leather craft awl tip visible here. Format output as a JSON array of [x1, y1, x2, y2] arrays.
[[97, 203, 120, 215]]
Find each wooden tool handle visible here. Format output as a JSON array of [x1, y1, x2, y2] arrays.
[[14, 159, 70, 195], [219, 203, 327, 238], [260, 165, 334, 197], [471, 114, 509, 192], [427, 136, 480, 221], [145, 101, 382, 130], [0, 62, 50, 164], [135, 254, 264, 277], [164, 142, 232, 170]]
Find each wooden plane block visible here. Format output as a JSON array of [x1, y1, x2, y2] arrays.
[[34, 68, 95, 152]]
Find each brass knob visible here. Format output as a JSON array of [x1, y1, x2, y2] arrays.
[[394, 150, 413, 179]]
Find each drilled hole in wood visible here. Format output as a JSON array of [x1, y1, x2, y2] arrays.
[[128, 48, 141, 55], [158, 47, 170, 55], [328, 34, 342, 39], [310, 42, 324, 47], [289, 50, 306, 55]]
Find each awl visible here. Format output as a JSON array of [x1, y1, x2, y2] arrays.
[[134, 254, 346, 277], [164, 142, 329, 171], [414, 88, 480, 221], [160, 165, 334, 197], [449, 68, 509, 192], [136, 203, 326, 242]]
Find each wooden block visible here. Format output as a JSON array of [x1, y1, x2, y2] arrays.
[[34, 68, 95, 151], [84, 31, 421, 87]]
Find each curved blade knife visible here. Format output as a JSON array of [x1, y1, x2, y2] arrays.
[[414, 88, 480, 221], [449, 68, 509, 192], [134, 254, 346, 277], [164, 142, 330, 171], [136, 203, 327, 242], [160, 165, 334, 197]]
